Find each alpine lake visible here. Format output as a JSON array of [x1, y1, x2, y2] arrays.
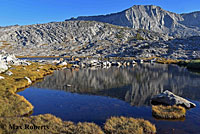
[[18, 61, 200, 134]]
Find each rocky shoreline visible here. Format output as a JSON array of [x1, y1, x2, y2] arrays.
[[0, 53, 66, 117]]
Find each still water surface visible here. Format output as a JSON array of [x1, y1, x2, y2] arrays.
[[18, 63, 200, 134]]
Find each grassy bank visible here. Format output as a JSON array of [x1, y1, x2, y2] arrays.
[[0, 114, 104, 134], [104, 116, 156, 134], [156, 58, 182, 64], [152, 105, 186, 119], [0, 63, 64, 116], [0, 115, 156, 134]]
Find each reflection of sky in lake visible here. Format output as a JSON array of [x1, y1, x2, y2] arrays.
[[18, 63, 200, 134], [19, 87, 151, 123]]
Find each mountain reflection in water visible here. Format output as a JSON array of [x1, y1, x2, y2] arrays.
[[18, 63, 200, 134], [33, 63, 200, 106]]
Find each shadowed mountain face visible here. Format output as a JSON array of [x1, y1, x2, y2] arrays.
[[67, 5, 200, 37], [33, 64, 200, 106]]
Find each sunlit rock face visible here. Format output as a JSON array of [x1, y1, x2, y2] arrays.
[[0, 20, 170, 57], [0, 5, 200, 59], [68, 5, 200, 37], [34, 64, 200, 106], [0, 20, 167, 47]]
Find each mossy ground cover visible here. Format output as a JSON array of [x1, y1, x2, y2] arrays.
[[152, 105, 186, 119], [104, 116, 156, 134]]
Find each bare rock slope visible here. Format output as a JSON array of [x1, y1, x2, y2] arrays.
[[0, 5, 200, 59], [0, 21, 169, 57]]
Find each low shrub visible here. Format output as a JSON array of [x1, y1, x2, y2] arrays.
[[152, 105, 186, 119], [104, 116, 156, 134], [0, 114, 104, 134], [187, 60, 200, 70]]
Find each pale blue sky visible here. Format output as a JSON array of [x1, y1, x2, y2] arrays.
[[0, 0, 199, 26]]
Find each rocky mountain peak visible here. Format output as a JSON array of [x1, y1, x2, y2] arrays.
[[66, 5, 200, 37], [129, 5, 162, 10]]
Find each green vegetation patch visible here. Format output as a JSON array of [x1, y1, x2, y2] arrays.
[[187, 60, 200, 70], [152, 105, 186, 119], [104, 116, 156, 134]]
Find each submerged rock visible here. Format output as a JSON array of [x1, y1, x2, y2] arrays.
[[151, 90, 196, 109]]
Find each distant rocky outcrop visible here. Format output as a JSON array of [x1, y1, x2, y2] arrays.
[[67, 5, 200, 37], [0, 52, 31, 73], [0, 59, 8, 73]]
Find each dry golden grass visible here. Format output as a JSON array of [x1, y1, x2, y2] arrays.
[[2, 42, 11, 46], [104, 116, 156, 134], [156, 58, 181, 64], [152, 105, 186, 119], [0, 114, 104, 134], [16, 56, 61, 58], [0, 63, 63, 117], [74, 122, 104, 134], [141, 57, 158, 61], [0, 46, 6, 49], [0, 115, 156, 134]]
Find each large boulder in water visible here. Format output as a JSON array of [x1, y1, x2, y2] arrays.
[[151, 90, 196, 109]]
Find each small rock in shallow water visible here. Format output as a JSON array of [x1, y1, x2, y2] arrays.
[[151, 90, 196, 109]]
